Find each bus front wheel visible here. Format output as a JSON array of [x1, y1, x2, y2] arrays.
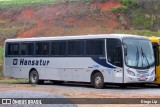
[[29, 70, 39, 84], [92, 72, 104, 89]]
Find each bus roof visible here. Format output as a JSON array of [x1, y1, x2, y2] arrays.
[[5, 34, 149, 42], [148, 36, 160, 44]]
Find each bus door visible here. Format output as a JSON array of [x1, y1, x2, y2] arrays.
[[106, 39, 123, 83]]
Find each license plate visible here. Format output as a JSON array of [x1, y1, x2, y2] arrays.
[[140, 76, 146, 80]]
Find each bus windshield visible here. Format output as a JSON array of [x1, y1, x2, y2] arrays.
[[123, 38, 155, 69]]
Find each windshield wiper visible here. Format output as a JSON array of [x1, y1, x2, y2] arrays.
[[141, 47, 150, 67], [136, 46, 139, 67]]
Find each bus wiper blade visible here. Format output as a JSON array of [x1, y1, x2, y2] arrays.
[[141, 47, 150, 67], [136, 45, 139, 67]]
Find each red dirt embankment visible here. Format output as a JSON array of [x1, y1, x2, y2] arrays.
[[0, 0, 122, 38]]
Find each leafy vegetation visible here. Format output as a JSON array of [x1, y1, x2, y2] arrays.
[[111, 5, 127, 13], [0, 0, 56, 5], [0, 65, 3, 79], [114, 29, 160, 37], [0, 47, 3, 65], [112, 0, 160, 32], [0, 0, 57, 10], [0, 20, 36, 43], [0, 46, 3, 79], [0, 78, 28, 84], [120, 0, 138, 8]]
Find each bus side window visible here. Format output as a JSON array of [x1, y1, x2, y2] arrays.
[[21, 43, 35, 56], [28, 43, 34, 55], [21, 43, 27, 55], [51, 41, 66, 56], [13, 43, 19, 55], [36, 42, 43, 55], [107, 39, 123, 67], [7, 43, 13, 55], [43, 42, 49, 55], [68, 40, 85, 56], [86, 39, 104, 56], [7, 43, 20, 56]]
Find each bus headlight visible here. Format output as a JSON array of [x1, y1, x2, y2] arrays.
[[127, 69, 135, 76]]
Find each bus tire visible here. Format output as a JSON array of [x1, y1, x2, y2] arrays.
[[92, 72, 104, 89], [29, 70, 39, 84]]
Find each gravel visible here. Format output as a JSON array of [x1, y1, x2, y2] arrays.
[[0, 90, 77, 107]]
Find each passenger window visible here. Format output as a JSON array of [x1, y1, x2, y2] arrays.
[[13, 43, 19, 55], [28, 43, 34, 55], [36, 42, 43, 55], [21, 43, 27, 55], [7, 43, 13, 55], [107, 39, 123, 67], [36, 42, 50, 55], [86, 39, 104, 56], [51, 41, 66, 56], [21, 43, 34, 56], [7, 43, 19, 55], [68, 41, 84, 55], [43, 42, 49, 55]]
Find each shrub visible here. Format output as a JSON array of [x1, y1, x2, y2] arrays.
[[111, 5, 127, 13], [120, 0, 138, 8]]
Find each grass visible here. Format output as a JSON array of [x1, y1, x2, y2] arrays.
[[0, 78, 28, 84], [0, 47, 3, 79], [0, 0, 57, 10], [0, 0, 81, 10], [0, 0, 56, 5], [114, 29, 160, 36], [0, 47, 3, 65], [0, 64, 2, 79]]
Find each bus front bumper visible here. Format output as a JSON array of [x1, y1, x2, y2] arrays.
[[126, 74, 155, 83]]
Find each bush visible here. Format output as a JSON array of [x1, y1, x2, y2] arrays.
[[111, 6, 127, 13], [120, 0, 138, 8], [132, 13, 152, 29]]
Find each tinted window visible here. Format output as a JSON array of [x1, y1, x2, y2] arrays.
[[28, 43, 34, 55], [21, 43, 27, 55], [7, 43, 13, 55], [107, 39, 123, 67], [36, 42, 43, 55], [86, 39, 104, 56], [43, 42, 49, 55], [68, 41, 85, 55], [13, 43, 19, 55], [51, 41, 66, 56], [7, 43, 19, 55], [36, 42, 49, 55], [21, 43, 34, 56]]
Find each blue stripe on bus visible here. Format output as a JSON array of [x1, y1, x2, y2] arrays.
[[91, 57, 115, 68]]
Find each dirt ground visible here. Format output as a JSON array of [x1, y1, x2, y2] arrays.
[[0, 82, 160, 107]]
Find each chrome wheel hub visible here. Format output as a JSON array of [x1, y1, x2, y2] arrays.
[[95, 76, 102, 86]]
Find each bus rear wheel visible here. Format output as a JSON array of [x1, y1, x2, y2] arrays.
[[92, 72, 104, 89], [29, 70, 39, 84]]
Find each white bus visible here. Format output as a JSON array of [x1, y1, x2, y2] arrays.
[[3, 34, 155, 88]]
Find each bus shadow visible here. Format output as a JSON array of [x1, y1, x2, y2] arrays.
[[13, 81, 160, 90], [42, 82, 160, 90]]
